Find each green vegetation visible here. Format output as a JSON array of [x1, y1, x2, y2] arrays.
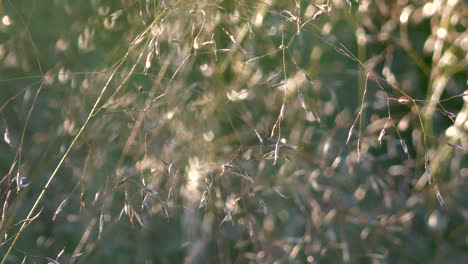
[[0, 0, 466, 263]]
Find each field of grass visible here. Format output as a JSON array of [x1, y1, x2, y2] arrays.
[[0, 0, 466, 263]]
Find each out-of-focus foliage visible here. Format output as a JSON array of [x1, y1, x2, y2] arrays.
[[0, 0, 466, 263]]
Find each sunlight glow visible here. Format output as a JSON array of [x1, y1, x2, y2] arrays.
[[2, 16, 12, 26]]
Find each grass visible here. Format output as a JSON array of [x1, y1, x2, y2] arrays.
[[0, 0, 466, 263]]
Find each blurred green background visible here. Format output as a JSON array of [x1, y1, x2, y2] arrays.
[[0, 0, 466, 263]]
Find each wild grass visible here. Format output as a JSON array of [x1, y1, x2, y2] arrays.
[[0, 0, 466, 263]]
